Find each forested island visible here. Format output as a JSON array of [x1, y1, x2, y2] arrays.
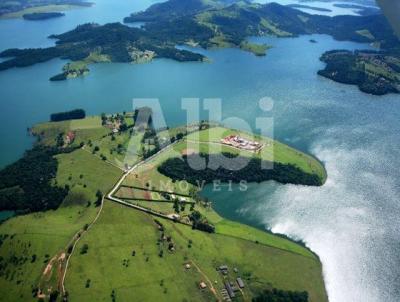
[[50, 61, 90, 81], [318, 50, 400, 95], [22, 12, 64, 20]]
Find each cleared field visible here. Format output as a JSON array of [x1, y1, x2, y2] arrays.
[[65, 201, 327, 302], [55, 149, 122, 204], [116, 188, 314, 259], [32, 116, 110, 147], [92, 130, 143, 168]]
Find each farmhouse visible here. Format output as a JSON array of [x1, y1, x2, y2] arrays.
[[199, 281, 207, 289], [224, 281, 235, 298], [236, 277, 245, 288], [65, 131, 75, 145]]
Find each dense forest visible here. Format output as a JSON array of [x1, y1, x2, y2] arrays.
[[0, 146, 70, 212], [50, 109, 85, 122], [252, 288, 309, 302], [158, 153, 323, 187]]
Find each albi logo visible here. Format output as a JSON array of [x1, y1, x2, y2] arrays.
[[116, 97, 276, 173]]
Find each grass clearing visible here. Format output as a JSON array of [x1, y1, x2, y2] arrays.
[[32, 116, 110, 148], [55, 148, 122, 204]]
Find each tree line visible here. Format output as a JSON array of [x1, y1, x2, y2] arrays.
[[50, 109, 86, 122], [158, 153, 323, 187], [252, 288, 308, 302]]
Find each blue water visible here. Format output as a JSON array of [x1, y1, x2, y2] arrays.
[[0, 1, 399, 302], [0, 211, 15, 222]]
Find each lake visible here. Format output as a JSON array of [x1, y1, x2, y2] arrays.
[[0, 211, 15, 223], [0, 1, 399, 302]]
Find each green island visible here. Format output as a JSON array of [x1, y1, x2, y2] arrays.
[[0, 0, 92, 19], [0, 108, 327, 301], [0, 0, 398, 87], [318, 50, 400, 95], [22, 12, 65, 21]]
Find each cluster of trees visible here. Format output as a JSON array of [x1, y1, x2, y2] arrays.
[[22, 12, 65, 21], [80, 243, 89, 254], [0, 146, 71, 212], [158, 153, 323, 187], [189, 210, 215, 233], [50, 109, 85, 122], [252, 289, 308, 302]]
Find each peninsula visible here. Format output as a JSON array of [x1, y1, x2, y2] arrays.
[[0, 109, 328, 301]]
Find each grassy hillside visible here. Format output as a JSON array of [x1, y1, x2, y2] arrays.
[[65, 201, 328, 302], [0, 147, 122, 301]]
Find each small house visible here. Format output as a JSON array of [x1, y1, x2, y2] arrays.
[[224, 282, 235, 298], [65, 131, 75, 145], [236, 277, 245, 288]]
